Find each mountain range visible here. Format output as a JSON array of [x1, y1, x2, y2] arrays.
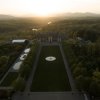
[[56, 12, 100, 18], [0, 14, 15, 20], [0, 13, 100, 19]]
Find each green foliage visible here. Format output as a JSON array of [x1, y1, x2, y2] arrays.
[[0, 56, 9, 68], [19, 43, 38, 80], [0, 18, 49, 42], [38, 18, 100, 42], [12, 77, 25, 91], [19, 64, 31, 80], [0, 43, 26, 79], [89, 69, 100, 96], [62, 38, 100, 97], [0, 72, 18, 86]]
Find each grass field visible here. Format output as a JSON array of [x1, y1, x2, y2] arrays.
[[31, 46, 71, 92]]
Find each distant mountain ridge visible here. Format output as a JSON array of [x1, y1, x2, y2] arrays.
[[0, 14, 15, 20], [0, 13, 100, 19], [55, 12, 100, 18]]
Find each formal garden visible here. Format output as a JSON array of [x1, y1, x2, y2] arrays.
[[31, 46, 71, 92]]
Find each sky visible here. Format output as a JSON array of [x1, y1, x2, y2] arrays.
[[0, 0, 100, 17]]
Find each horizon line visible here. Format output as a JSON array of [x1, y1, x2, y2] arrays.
[[0, 12, 100, 18]]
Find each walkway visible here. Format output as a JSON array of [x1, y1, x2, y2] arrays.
[[59, 44, 77, 91], [24, 45, 42, 92], [13, 92, 85, 100]]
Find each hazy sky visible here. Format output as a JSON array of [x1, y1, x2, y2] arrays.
[[0, 0, 100, 17]]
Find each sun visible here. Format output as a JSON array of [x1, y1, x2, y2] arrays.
[[23, 0, 69, 17], [2, 0, 99, 17], [17, 0, 73, 17], [33, 8, 52, 17], [31, 1, 57, 17]]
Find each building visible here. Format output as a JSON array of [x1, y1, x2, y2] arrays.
[[12, 39, 28, 44]]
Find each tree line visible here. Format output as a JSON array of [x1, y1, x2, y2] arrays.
[[62, 38, 100, 98]]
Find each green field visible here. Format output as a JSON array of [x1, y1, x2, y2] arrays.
[[31, 46, 71, 92]]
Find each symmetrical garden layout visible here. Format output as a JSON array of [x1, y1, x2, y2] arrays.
[[31, 46, 71, 92], [0, 44, 85, 100]]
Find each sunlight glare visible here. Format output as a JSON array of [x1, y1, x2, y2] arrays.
[[1, 0, 100, 17], [22, 0, 72, 17]]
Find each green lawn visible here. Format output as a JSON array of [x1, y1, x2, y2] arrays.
[[31, 46, 71, 92], [0, 72, 18, 86]]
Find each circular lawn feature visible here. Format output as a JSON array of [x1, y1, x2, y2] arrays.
[[45, 56, 56, 61]]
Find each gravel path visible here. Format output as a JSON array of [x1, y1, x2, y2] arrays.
[[59, 44, 77, 91], [24, 45, 42, 92]]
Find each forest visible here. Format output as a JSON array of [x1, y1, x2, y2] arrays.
[[0, 18, 49, 42], [62, 39, 100, 98]]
